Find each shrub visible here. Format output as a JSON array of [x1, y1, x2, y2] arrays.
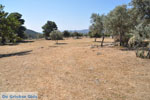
[[128, 36, 142, 48], [50, 30, 63, 44], [136, 49, 150, 59], [16, 37, 23, 42], [73, 32, 80, 39]]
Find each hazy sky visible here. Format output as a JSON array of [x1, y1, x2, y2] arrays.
[[1, 0, 131, 32]]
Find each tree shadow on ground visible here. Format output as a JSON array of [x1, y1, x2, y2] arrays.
[[102, 44, 115, 47], [0, 40, 34, 46], [120, 48, 136, 51], [56, 43, 68, 45], [0, 50, 32, 58], [120, 47, 150, 51], [94, 41, 113, 44], [49, 46, 58, 48], [18, 40, 34, 43], [73, 37, 82, 39]]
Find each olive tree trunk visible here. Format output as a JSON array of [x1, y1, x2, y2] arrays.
[[56, 40, 58, 44], [101, 33, 105, 47], [95, 38, 97, 42], [1, 36, 6, 45]]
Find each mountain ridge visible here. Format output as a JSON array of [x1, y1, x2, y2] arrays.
[[62, 29, 89, 34], [24, 29, 43, 39]]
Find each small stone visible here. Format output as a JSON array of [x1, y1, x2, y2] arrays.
[[97, 52, 101, 55], [88, 67, 94, 71], [108, 88, 112, 90], [90, 45, 95, 49], [95, 79, 100, 85]]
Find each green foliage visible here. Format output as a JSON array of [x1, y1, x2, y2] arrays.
[[129, 23, 150, 47], [89, 0, 149, 48], [105, 5, 131, 46], [37, 34, 44, 39], [89, 13, 104, 41], [83, 33, 88, 37], [88, 31, 101, 38], [72, 32, 83, 39], [145, 24, 150, 38], [42, 21, 57, 40], [132, 24, 146, 40], [136, 49, 150, 59], [0, 5, 26, 44], [63, 30, 70, 37], [131, 0, 150, 24], [128, 0, 150, 48], [50, 30, 63, 44], [7, 13, 26, 39], [129, 0, 150, 59], [128, 35, 142, 48]]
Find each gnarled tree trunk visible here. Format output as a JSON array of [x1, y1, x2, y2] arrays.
[[95, 38, 97, 42], [101, 33, 105, 47], [1, 36, 6, 45]]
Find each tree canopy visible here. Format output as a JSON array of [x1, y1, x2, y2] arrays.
[[89, 13, 104, 42], [105, 5, 131, 46], [0, 5, 26, 44], [50, 30, 63, 44], [42, 21, 57, 40], [63, 30, 70, 38]]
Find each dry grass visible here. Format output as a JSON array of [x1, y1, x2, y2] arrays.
[[0, 38, 150, 100]]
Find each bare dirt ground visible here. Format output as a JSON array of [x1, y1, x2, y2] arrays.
[[0, 38, 150, 100]]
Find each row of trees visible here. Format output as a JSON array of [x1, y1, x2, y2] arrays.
[[0, 5, 26, 44], [63, 30, 85, 38], [42, 21, 86, 42], [89, 0, 150, 48]]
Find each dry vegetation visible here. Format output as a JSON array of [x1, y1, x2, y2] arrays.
[[0, 38, 150, 100]]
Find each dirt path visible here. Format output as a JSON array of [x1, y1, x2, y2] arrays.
[[0, 38, 150, 100]]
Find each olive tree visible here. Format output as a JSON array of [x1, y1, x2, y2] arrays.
[[42, 21, 57, 40], [128, 0, 150, 58], [50, 30, 63, 44], [89, 13, 105, 46], [105, 5, 131, 46]]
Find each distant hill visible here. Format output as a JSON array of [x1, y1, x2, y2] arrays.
[[24, 29, 43, 39], [68, 29, 89, 34]]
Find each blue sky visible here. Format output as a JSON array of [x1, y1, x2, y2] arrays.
[[1, 0, 131, 32]]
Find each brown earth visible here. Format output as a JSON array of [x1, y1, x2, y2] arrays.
[[0, 38, 150, 100]]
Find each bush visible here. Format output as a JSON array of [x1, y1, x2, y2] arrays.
[[128, 36, 142, 48], [88, 32, 101, 38], [136, 49, 150, 59], [63, 30, 70, 38], [16, 37, 23, 42], [72, 32, 80, 39], [128, 36, 150, 48], [50, 30, 63, 44]]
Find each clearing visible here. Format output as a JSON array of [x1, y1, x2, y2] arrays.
[[0, 38, 150, 100]]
